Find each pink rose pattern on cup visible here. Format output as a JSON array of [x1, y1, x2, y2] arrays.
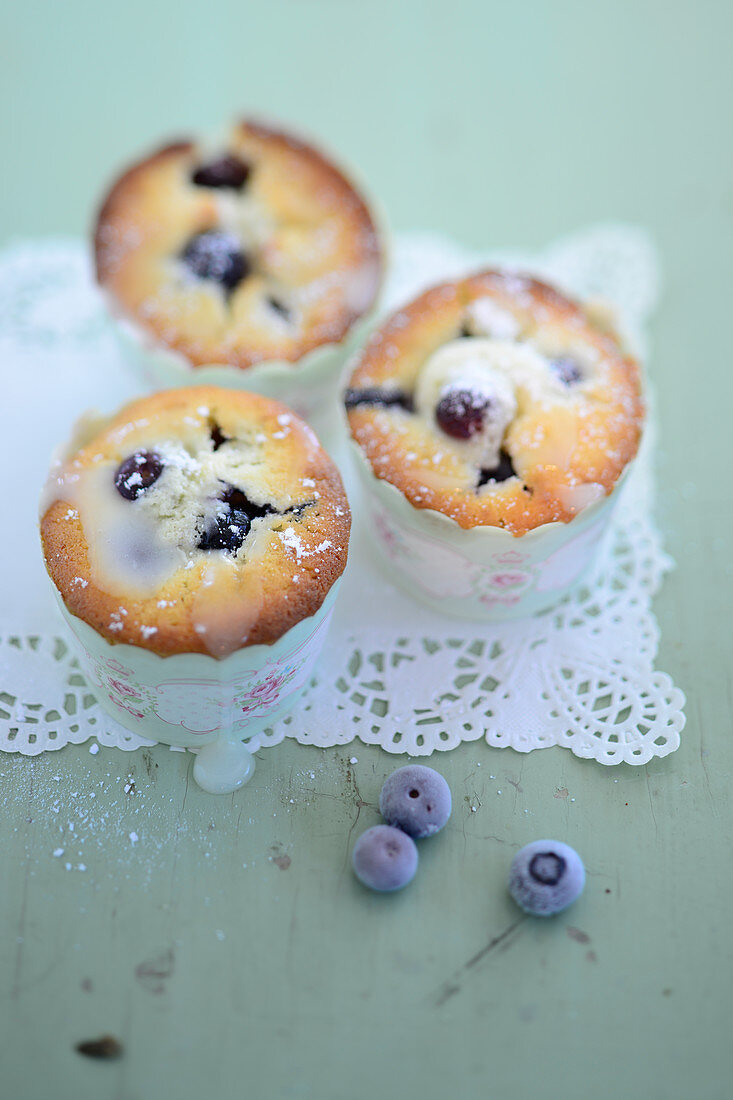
[[77, 612, 333, 737], [371, 504, 609, 609], [236, 666, 296, 715], [487, 572, 531, 590], [96, 659, 148, 720]]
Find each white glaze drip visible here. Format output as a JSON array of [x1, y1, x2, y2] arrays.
[[555, 482, 606, 514], [193, 739, 256, 794], [189, 529, 273, 656], [75, 466, 187, 595]]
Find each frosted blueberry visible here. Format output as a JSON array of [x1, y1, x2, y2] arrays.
[[508, 839, 585, 916], [197, 485, 273, 553], [114, 451, 164, 500], [379, 765, 452, 838], [181, 231, 249, 293], [191, 154, 251, 191], [352, 826, 418, 892], [435, 387, 490, 439]]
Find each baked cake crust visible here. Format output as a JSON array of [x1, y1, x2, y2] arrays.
[[94, 119, 383, 370], [41, 387, 351, 657], [346, 270, 644, 536]]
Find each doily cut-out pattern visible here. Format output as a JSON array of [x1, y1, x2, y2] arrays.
[[0, 227, 685, 765], [0, 632, 152, 755], [245, 421, 685, 767]]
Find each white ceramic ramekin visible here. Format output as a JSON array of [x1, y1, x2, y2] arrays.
[[54, 582, 339, 793], [349, 441, 631, 621]]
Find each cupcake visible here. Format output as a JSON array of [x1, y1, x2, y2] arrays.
[[94, 118, 384, 421], [344, 269, 643, 619], [40, 387, 351, 791]]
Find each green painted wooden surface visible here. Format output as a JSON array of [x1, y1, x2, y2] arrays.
[[1, 2, 732, 1098]]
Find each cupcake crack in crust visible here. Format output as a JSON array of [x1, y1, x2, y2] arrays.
[[41, 388, 351, 657], [95, 119, 383, 370], [345, 270, 644, 535]]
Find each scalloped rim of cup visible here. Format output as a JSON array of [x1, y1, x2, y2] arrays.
[[52, 581, 341, 747], [346, 436, 637, 621], [347, 436, 635, 547], [109, 295, 380, 393], [96, 163, 390, 408], [56, 579, 340, 671]]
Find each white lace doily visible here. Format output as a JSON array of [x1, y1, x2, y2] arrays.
[[0, 226, 685, 765]]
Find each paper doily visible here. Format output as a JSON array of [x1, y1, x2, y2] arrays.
[[0, 226, 685, 765]]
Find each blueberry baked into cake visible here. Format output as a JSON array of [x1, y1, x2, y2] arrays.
[[345, 270, 644, 536], [94, 119, 383, 371], [40, 387, 350, 658]]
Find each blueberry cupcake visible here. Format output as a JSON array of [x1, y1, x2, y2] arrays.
[[94, 119, 384, 421], [40, 387, 350, 791], [344, 270, 643, 619]]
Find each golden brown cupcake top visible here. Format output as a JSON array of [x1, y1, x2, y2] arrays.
[[41, 387, 350, 657], [345, 270, 644, 536], [94, 119, 383, 370]]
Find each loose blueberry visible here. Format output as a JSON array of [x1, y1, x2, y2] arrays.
[[181, 231, 249, 293], [343, 388, 414, 412], [379, 765, 452, 838], [477, 450, 517, 486], [197, 486, 273, 553], [435, 388, 490, 439], [191, 155, 251, 190], [508, 839, 585, 916], [114, 451, 164, 500], [550, 357, 582, 385], [352, 825, 418, 892]]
